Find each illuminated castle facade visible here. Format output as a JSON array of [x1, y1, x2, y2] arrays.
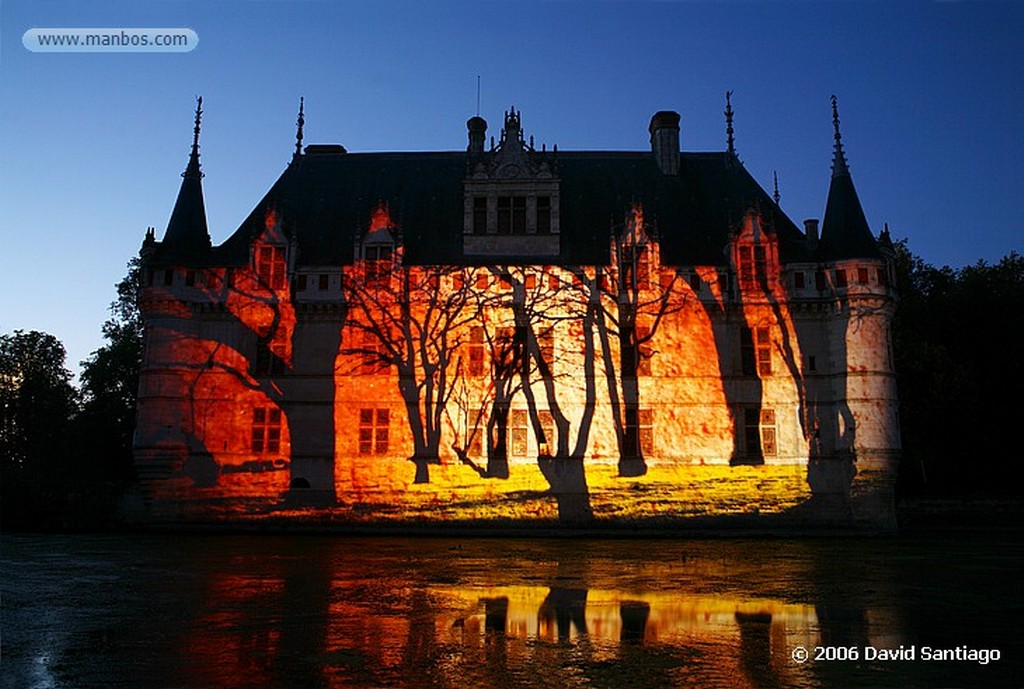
[[134, 96, 901, 527]]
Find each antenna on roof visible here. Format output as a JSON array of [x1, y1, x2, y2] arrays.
[[773, 171, 780, 204]]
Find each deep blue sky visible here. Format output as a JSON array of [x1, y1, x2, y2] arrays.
[[2, 1, 1022, 376]]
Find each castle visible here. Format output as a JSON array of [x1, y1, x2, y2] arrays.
[[134, 95, 901, 528]]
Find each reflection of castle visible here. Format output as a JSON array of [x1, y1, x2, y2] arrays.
[[134, 95, 900, 526]]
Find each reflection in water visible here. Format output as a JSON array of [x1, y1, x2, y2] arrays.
[[1, 535, 1020, 689]]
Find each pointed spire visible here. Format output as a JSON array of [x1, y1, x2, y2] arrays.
[[820, 96, 880, 260], [773, 171, 780, 205], [830, 94, 849, 177], [293, 96, 305, 162], [725, 91, 736, 156], [184, 96, 204, 179], [162, 96, 210, 256]]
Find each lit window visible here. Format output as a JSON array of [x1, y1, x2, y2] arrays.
[[511, 409, 528, 457], [251, 407, 282, 454], [638, 408, 654, 456], [741, 326, 771, 377], [359, 331, 387, 374], [538, 410, 555, 456], [365, 245, 393, 286], [524, 273, 537, 290], [754, 246, 767, 282], [358, 408, 390, 455], [257, 245, 286, 290], [742, 408, 776, 459], [476, 272, 489, 290], [468, 326, 485, 376], [538, 328, 554, 378]]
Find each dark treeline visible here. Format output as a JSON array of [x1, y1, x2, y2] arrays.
[[2, 247, 1022, 529], [891, 243, 1024, 496], [1, 260, 141, 530]]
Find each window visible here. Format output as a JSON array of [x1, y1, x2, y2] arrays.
[[741, 326, 771, 377], [815, 270, 827, 291], [807, 354, 817, 373], [318, 274, 329, 291], [835, 269, 848, 288], [741, 408, 776, 459], [877, 268, 888, 286], [207, 270, 221, 289], [536, 196, 551, 234], [251, 407, 282, 454], [257, 245, 286, 290], [793, 271, 805, 289], [760, 408, 777, 456], [739, 245, 753, 282], [497, 197, 512, 234], [473, 196, 488, 234], [548, 272, 560, 290], [365, 245, 393, 285], [754, 246, 767, 282], [468, 326, 485, 376], [688, 272, 701, 292], [255, 342, 287, 376], [524, 273, 537, 290], [511, 409, 555, 457], [476, 272, 489, 290], [359, 331, 387, 374], [297, 274, 308, 291], [512, 197, 526, 233], [857, 267, 869, 285], [358, 408, 389, 455], [622, 246, 650, 290], [163, 268, 174, 286], [538, 328, 554, 377], [185, 270, 196, 287], [537, 410, 555, 456], [511, 409, 528, 457], [638, 408, 654, 456]]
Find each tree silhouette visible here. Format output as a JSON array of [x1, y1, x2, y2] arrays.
[[595, 204, 684, 477], [339, 217, 482, 484]]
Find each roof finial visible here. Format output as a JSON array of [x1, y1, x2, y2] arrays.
[[725, 90, 736, 156], [831, 94, 849, 177], [293, 96, 305, 162], [773, 170, 780, 204], [184, 96, 204, 179]]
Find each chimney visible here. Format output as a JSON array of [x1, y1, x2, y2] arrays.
[[649, 111, 680, 175], [804, 218, 820, 243], [467, 116, 487, 154]]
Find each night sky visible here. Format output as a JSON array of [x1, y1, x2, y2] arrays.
[[2, 1, 1021, 376]]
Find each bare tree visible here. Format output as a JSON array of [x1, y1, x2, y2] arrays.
[[340, 232, 481, 484]]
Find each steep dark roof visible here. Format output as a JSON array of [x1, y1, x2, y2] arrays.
[[196, 148, 810, 269], [819, 170, 882, 260], [818, 97, 881, 261], [157, 149, 212, 262]]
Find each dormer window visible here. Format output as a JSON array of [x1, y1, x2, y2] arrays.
[[364, 244, 393, 286], [256, 245, 286, 290]]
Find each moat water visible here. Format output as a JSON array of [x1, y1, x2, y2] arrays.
[[2, 532, 1021, 688]]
